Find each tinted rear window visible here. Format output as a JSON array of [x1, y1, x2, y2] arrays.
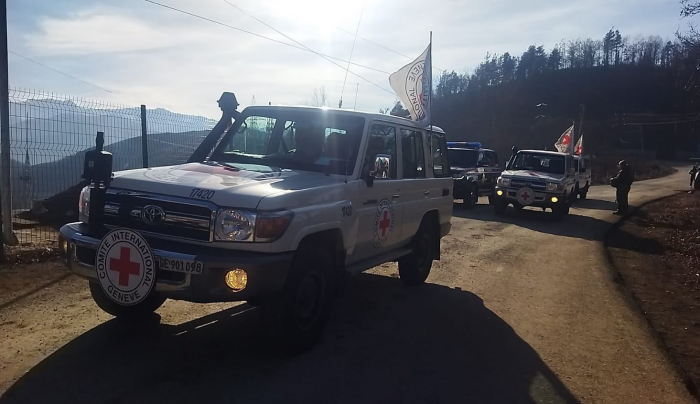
[[448, 149, 478, 168]]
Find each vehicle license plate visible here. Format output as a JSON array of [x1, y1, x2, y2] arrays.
[[158, 256, 203, 275]]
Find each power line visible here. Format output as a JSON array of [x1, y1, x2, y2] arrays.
[[219, 0, 393, 96], [340, 5, 364, 108], [144, 0, 391, 76], [335, 26, 444, 72], [8, 51, 114, 94]]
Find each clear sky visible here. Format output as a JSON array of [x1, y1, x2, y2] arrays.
[[7, 0, 690, 118]]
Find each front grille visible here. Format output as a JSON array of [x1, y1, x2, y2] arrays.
[[102, 189, 214, 242], [511, 179, 546, 190]]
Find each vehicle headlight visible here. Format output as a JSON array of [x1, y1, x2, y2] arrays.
[[497, 177, 511, 187], [78, 186, 90, 224], [546, 182, 563, 192], [215, 209, 256, 241]]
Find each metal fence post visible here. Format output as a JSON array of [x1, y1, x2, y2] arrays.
[[0, 0, 16, 248], [141, 105, 148, 168]]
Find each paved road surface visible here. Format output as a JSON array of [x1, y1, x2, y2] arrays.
[[0, 169, 694, 404]]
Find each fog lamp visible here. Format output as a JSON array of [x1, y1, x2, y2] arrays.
[[496, 190, 504, 196], [58, 237, 68, 256], [225, 269, 248, 292], [551, 196, 559, 203]]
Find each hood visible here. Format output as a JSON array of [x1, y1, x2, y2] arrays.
[[109, 162, 345, 209], [501, 169, 565, 182]]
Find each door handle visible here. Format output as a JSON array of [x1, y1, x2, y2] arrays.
[[424, 191, 430, 195], [392, 194, 400, 199]]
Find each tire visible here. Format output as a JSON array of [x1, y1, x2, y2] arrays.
[[579, 191, 587, 200], [494, 199, 507, 215], [488, 194, 496, 205], [463, 183, 478, 207], [260, 244, 335, 354], [89, 282, 166, 319], [551, 203, 569, 221], [398, 219, 435, 286]]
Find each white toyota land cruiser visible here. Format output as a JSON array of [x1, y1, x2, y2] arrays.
[[493, 149, 577, 219], [58, 105, 453, 352]]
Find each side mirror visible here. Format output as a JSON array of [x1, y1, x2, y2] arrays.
[[365, 172, 375, 187], [568, 167, 576, 176], [373, 154, 391, 180], [580, 167, 587, 173]]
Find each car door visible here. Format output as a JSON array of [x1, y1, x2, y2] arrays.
[[398, 126, 429, 244], [351, 122, 404, 263]]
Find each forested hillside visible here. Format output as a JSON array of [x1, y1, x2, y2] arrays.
[[391, 24, 700, 160]]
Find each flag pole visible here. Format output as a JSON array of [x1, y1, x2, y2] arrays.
[[429, 31, 433, 135]]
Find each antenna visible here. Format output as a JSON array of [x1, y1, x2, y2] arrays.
[[353, 83, 359, 110], [339, 4, 364, 109]]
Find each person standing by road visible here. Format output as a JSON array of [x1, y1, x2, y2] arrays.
[[690, 165, 698, 188], [610, 160, 634, 215]]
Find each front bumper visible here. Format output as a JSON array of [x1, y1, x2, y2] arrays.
[[58, 223, 293, 303], [494, 186, 565, 209]]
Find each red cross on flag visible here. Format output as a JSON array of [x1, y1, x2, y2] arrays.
[[574, 134, 583, 156], [555, 125, 574, 154]]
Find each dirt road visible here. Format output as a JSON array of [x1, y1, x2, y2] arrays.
[[0, 169, 694, 404]]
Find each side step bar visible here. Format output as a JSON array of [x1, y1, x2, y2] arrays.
[[345, 248, 412, 276]]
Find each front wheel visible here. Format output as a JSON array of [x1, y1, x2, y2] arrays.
[[494, 199, 507, 215], [89, 282, 166, 319], [463, 183, 478, 207], [398, 220, 435, 286], [260, 245, 335, 354], [551, 203, 570, 221], [488, 194, 496, 205]]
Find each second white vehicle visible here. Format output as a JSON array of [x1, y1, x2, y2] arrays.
[[493, 150, 577, 219]]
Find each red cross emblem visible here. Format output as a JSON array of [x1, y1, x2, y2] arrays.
[[379, 210, 391, 238], [110, 246, 141, 287], [521, 191, 531, 201], [562, 134, 570, 145]]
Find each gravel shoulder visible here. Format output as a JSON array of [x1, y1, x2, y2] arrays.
[[607, 192, 700, 398], [0, 168, 696, 404]]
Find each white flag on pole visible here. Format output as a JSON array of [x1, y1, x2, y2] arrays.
[[389, 44, 431, 124], [574, 134, 583, 155], [554, 124, 574, 154]]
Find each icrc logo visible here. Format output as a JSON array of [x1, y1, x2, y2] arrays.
[[405, 60, 428, 121]]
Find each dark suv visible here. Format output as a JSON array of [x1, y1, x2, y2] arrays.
[[448, 142, 501, 206]]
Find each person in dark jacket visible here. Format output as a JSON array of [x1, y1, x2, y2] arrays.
[[610, 160, 634, 215], [691, 165, 698, 188]]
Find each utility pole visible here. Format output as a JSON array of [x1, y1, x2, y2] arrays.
[[0, 0, 16, 253]]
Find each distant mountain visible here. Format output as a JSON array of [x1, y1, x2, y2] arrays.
[[10, 130, 208, 210], [9, 97, 216, 165]]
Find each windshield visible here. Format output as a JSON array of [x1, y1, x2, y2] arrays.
[[512, 152, 565, 174], [210, 110, 365, 175], [448, 149, 478, 168]]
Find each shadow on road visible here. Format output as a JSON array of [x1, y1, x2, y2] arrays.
[[0, 274, 579, 404], [573, 198, 618, 211], [453, 203, 624, 241]]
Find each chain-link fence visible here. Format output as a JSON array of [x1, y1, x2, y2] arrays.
[[4, 88, 216, 250]]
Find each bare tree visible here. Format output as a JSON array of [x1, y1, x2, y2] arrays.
[[308, 86, 330, 107]]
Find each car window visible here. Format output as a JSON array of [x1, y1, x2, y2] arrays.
[[430, 131, 450, 178], [486, 151, 498, 167], [400, 128, 425, 179], [212, 111, 364, 175], [512, 152, 566, 174], [364, 123, 397, 180], [448, 149, 478, 168]]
